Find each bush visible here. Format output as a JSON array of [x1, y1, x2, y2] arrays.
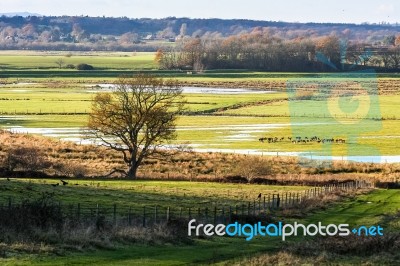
[[53, 161, 87, 178], [76, 63, 94, 70], [0, 193, 63, 232], [65, 64, 75, 69], [6, 146, 51, 172], [232, 156, 273, 182]]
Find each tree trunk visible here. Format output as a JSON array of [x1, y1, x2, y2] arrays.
[[127, 165, 138, 179]]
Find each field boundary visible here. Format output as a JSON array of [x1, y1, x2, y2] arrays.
[[0, 180, 372, 227]]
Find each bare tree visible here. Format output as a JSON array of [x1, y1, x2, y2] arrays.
[[87, 74, 185, 179], [55, 58, 65, 69], [233, 156, 272, 183]]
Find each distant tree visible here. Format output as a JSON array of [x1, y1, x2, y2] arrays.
[[179, 23, 187, 37], [157, 27, 176, 39], [389, 46, 400, 69], [71, 23, 88, 42], [316, 35, 341, 69], [154, 49, 164, 67], [181, 37, 204, 69], [55, 58, 65, 69], [119, 32, 139, 45], [383, 35, 396, 46], [233, 156, 272, 183], [87, 74, 185, 179], [379, 50, 392, 69], [395, 35, 400, 46]]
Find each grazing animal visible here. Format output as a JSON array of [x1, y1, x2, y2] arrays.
[[51, 183, 59, 187], [60, 180, 68, 186]]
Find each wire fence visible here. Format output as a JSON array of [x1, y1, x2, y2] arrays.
[[0, 180, 373, 227]]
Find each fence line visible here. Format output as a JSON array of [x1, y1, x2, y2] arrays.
[[0, 180, 372, 227]]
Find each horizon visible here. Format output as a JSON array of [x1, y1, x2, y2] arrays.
[[0, 12, 398, 27], [0, 0, 398, 24]]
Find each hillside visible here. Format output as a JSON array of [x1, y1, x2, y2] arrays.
[[0, 15, 399, 51]]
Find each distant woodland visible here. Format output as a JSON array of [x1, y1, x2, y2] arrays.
[[1, 15, 400, 71]]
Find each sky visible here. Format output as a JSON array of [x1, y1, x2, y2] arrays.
[[0, 0, 398, 24]]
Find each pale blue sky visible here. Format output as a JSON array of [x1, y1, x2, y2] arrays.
[[0, 0, 398, 24]]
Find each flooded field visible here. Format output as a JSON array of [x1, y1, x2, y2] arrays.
[[1, 82, 399, 164], [85, 84, 277, 94], [3, 120, 400, 163]]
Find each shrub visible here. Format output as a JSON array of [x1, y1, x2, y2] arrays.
[[76, 63, 94, 70], [53, 161, 87, 178], [232, 156, 273, 182], [6, 146, 50, 172], [0, 193, 63, 232], [65, 64, 75, 69]]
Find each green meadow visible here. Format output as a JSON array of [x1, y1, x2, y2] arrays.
[[0, 179, 309, 211], [0, 184, 398, 265]]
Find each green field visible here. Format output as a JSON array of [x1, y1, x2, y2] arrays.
[[0, 83, 286, 114], [0, 183, 398, 265], [0, 179, 308, 211], [0, 51, 157, 70]]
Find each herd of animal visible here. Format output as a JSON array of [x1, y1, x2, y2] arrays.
[[258, 136, 346, 144]]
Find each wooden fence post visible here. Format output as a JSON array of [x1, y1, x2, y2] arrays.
[[213, 206, 217, 224], [285, 193, 288, 208], [263, 196, 266, 211], [143, 206, 146, 227], [277, 194, 280, 208], [272, 194, 275, 208]]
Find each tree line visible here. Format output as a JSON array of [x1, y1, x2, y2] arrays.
[[157, 32, 400, 72], [0, 15, 400, 51]]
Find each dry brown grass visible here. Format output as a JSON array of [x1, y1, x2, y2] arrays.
[[0, 130, 399, 184], [279, 188, 370, 218]]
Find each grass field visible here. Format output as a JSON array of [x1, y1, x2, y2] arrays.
[[0, 51, 157, 70], [0, 179, 309, 211], [0, 186, 397, 265], [0, 83, 286, 114]]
